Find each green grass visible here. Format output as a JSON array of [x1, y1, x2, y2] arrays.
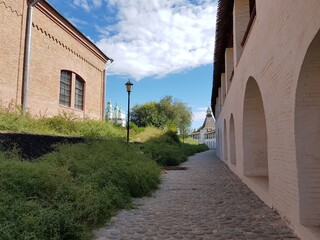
[[132, 126, 163, 142], [141, 130, 209, 166], [0, 140, 160, 240], [0, 107, 124, 138], [0, 107, 209, 239]]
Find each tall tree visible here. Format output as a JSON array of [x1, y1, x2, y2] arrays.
[[131, 96, 192, 133], [131, 102, 166, 128]]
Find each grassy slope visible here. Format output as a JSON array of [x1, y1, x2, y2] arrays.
[[0, 140, 160, 240], [0, 110, 208, 239]]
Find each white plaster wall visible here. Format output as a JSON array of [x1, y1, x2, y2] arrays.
[[295, 30, 320, 227], [204, 138, 216, 149], [221, 73, 226, 105], [233, 0, 250, 64], [223, 119, 228, 162], [243, 78, 268, 177], [215, 1, 320, 239], [229, 114, 236, 165], [216, 129, 221, 158], [225, 48, 234, 93]]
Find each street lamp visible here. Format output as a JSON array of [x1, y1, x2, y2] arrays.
[[125, 79, 133, 145]]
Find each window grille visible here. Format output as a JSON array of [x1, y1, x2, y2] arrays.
[[75, 76, 84, 110]]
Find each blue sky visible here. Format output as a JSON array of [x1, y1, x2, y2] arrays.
[[47, 0, 217, 130]]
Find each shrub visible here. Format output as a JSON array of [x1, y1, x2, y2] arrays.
[[0, 105, 208, 239], [0, 108, 125, 138], [39, 116, 78, 135], [0, 140, 160, 240], [132, 126, 163, 142], [164, 130, 180, 144], [129, 122, 144, 134], [141, 131, 208, 166]]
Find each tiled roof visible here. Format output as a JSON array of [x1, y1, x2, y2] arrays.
[[201, 108, 216, 130]]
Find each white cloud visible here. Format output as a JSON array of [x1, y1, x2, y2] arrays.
[[73, 0, 102, 12], [73, 0, 90, 12], [192, 107, 207, 122], [192, 106, 216, 129], [96, 0, 217, 80], [93, 0, 102, 8], [68, 17, 89, 28]]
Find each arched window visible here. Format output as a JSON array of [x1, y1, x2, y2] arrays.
[[59, 70, 85, 110]]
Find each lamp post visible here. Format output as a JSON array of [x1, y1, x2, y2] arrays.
[[125, 80, 133, 145]]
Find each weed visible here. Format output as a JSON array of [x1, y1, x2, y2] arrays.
[[141, 130, 208, 166], [0, 107, 208, 239], [0, 140, 160, 240]]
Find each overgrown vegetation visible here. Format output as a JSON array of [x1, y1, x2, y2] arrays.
[[139, 129, 208, 166], [0, 103, 208, 239], [0, 111, 124, 138], [0, 140, 160, 240]]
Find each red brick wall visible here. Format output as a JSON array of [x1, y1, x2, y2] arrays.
[[0, 0, 26, 106], [0, 0, 107, 120]]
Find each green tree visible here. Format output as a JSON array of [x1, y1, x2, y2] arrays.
[[131, 102, 166, 128], [131, 96, 192, 133]]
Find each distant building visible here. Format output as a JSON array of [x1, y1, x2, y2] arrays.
[[0, 0, 111, 119], [190, 107, 216, 149], [105, 101, 126, 127]]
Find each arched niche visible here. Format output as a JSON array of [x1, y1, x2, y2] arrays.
[[243, 77, 269, 190], [295, 30, 320, 227], [230, 114, 236, 165], [224, 119, 228, 162]]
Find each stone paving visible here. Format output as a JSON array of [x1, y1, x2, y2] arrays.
[[94, 150, 299, 240]]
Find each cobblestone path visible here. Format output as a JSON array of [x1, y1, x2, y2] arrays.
[[94, 150, 298, 240]]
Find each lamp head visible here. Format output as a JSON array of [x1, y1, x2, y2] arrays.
[[125, 79, 133, 92]]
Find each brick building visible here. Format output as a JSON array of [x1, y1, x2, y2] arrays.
[[0, 0, 111, 119], [211, 1, 320, 239]]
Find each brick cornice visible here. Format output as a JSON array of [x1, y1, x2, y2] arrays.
[[35, 0, 110, 64], [32, 23, 103, 73], [0, 1, 23, 16]]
